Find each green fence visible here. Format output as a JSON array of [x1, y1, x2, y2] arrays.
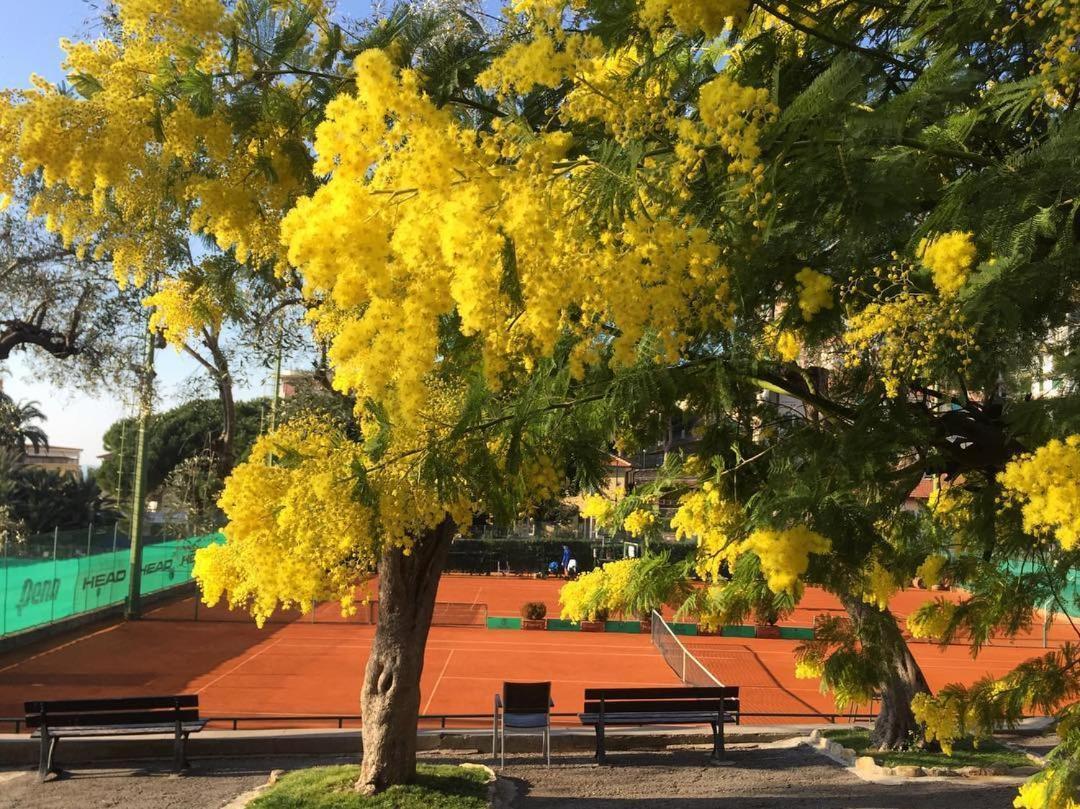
[[0, 533, 223, 638]]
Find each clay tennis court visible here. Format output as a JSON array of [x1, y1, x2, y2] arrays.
[[0, 574, 1071, 730]]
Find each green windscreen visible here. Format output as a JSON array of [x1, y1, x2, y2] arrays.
[[0, 533, 223, 638]]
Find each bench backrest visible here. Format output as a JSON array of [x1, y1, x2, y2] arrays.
[[583, 686, 740, 716], [24, 696, 199, 730]]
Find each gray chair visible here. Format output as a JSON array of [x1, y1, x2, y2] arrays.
[[492, 681, 553, 767]]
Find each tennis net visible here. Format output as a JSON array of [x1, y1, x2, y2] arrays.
[[650, 609, 724, 687]]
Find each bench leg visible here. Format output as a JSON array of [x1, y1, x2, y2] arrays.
[[595, 725, 606, 765], [38, 730, 59, 781], [710, 722, 725, 763], [173, 729, 187, 774], [38, 729, 48, 782]]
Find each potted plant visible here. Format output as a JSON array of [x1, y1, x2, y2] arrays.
[[638, 611, 653, 633], [580, 607, 609, 632], [749, 574, 794, 639], [520, 601, 548, 630]]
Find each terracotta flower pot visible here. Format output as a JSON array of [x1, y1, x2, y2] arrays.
[[580, 620, 606, 632], [638, 618, 652, 633], [521, 618, 547, 631], [755, 624, 782, 639], [697, 625, 721, 636]]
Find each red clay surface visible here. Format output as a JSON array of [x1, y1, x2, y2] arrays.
[[0, 574, 1074, 730]]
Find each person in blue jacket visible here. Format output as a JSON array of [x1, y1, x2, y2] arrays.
[[561, 544, 571, 576]]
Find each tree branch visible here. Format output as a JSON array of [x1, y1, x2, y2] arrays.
[[752, 0, 916, 72]]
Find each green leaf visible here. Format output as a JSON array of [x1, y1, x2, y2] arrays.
[[70, 72, 103, 99]]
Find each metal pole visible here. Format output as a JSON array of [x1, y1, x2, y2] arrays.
[[125, 315, 156, 620], [270, 317, 283, 432], [2, 532, 8, 637], [50, 528, 58, 624], [87, 523, 92, 557]]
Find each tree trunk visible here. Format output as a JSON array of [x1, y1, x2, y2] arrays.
[[841, 594, 931, 750], [356, 517, 456, 794], [201, 330, 235, 476]]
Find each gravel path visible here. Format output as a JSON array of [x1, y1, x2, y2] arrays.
[[0, 757, 341, 809], [0, 745, 1023, 808], [500, 744, 1021, 808]]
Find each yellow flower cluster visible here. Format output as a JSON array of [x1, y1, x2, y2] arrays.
[[691, 75, 776, 179], [1014, 0, 1080, 103], [1013, 770, 1080, 809], [558, 558, 642, 621], [765, 324, 801, 362], [860, 560, 899, 610], [927, 486, 974, 531], [843, 283, 974, 397], [522, 455, 564, 506], [561, 44, 679, 143], [580, 494, 616, 526], [906, 599, 957, 640], [916, 554, 948, 588], [478, 32, 592, 95], [918, 231, 978, 297], [911, 692, 962, 756], [118, 0, 226, 39], [194, 414, 472, 626], [638, 0, 750, 37], [0, 0, 308, 292], [623, 508, 658, 538], [794, 657, 825, 680], [795, 267, 834, 321], [744, 526, 831, 595], [670, 482, 745, 582], [144, 278, 224, 348], [283, 49, 736, 427], [194, 416, 376, 625], [999, 436, 1080, 550]]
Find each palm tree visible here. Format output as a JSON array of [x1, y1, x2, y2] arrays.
[[0, 391, 48, 454]]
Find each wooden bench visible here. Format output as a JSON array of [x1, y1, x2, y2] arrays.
[[25, 695, 206, 781], [578, 686, 740, 764]]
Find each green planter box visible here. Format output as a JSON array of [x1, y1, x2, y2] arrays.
[[545, 618, 578, 631], [486, 616, 521, 630], [603, 620, 641, 633]]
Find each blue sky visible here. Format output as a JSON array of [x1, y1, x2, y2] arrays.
[[0, 2, 373, 463]]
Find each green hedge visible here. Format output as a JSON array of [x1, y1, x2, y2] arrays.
[[445, 538, 602, 575], [444, 538, 698, 576]]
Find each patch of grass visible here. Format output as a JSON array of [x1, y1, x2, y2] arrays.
[[821, 728, 1032, 770], [248, 764, 491, 809]]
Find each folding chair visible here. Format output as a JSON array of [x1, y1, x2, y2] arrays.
[[492, 681, 553, 767]]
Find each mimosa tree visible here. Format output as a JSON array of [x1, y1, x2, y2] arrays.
[[1, 0, 1078, 804]]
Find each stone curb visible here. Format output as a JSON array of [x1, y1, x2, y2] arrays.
[[0, 725, 820, 767], [802, 730, 1041, 783], [220, 768, 284, 809]]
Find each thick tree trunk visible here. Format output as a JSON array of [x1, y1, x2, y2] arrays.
[[841, 595, 931, 750], [356, 517, 456, 794]]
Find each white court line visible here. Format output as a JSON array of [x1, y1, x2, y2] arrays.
[[194, 636, 288, 695], [421, 649, 454, 714]]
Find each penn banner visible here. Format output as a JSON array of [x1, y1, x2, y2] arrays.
[[1, 534, 223, 638]]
